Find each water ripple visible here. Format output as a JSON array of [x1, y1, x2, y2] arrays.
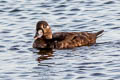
[[104, 1, 115, 4], [0, 0, 120, 80], [9, 8, 23, 13]]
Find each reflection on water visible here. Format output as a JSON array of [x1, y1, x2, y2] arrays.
[[36, 49, 53, 63]]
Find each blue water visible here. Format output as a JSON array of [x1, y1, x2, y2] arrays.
[[0, 0, 120, 80]]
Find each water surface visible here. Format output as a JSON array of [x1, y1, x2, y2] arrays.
[[0, 0, 120, 80]]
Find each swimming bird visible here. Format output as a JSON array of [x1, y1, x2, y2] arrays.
[[33, 21, 104, 49]]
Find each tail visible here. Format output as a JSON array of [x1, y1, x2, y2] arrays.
[[96, 30, 104, 37]]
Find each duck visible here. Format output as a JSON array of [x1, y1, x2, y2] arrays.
[[33, 21, 104, 49]]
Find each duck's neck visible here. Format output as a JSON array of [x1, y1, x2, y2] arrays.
[[44, 28, 52, 39]]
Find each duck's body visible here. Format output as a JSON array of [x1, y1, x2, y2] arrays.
[[33, 21, 104, 49]]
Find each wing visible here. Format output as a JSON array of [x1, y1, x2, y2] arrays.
[[52, 32, 85, 49], [52, 32, 97, 49], [52, 32, 77, 41]]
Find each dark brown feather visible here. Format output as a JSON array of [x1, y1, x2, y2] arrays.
[[33, 21, 104, 49]]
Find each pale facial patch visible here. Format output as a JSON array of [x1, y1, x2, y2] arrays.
[[46, 26, 49, 29], [34, 30, 43, 40], [38, 30, 43, 37]]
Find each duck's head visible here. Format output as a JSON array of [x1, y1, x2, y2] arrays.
[[34, 21, 52, 40]]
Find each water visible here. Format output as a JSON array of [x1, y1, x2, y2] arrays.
[[0, 0, 120, 80]]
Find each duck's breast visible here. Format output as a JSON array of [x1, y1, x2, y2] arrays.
[[33, 38, 47, 49]]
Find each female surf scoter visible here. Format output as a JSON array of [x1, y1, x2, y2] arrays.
[[33, 21, 104, 49]]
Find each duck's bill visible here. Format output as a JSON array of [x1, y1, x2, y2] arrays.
[[34, 30, 43, 40], [34, 36, 40, 40]]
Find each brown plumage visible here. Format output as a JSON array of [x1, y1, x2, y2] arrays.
[[33, 21, 104, 49]]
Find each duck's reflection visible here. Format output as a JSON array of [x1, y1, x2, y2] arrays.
[[36, 49, 53, 63]]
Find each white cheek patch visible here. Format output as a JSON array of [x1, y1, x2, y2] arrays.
[[46, 26, 49, 28], [38, 30, 43, 38]]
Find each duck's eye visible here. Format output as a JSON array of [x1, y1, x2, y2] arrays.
[[43, 25, 46, 28]]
